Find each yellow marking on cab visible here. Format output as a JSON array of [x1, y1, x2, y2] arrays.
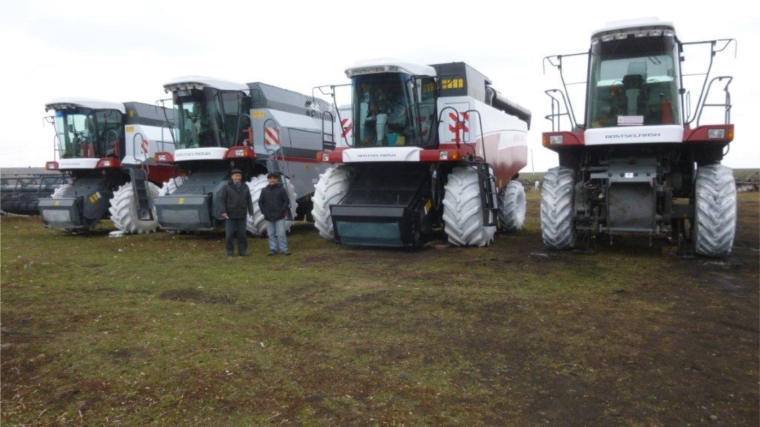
[[252, 111, 265, 119], [441, 78, 464, 89]]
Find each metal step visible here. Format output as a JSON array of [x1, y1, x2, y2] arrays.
[[473, 163, 498, 227], [129, 168, 153, 221]]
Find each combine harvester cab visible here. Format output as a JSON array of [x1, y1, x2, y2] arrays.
[[312, 60, 531, 248], [153, 77, 345, 235], [541, 18, 737, 257], [38, 99, 178, 233]]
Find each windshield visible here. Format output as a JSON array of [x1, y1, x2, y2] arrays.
[[54, 108, 123, 159], [352, 73, 432, 147], [174, 88, 248, 149], [587, 35, 681, 128]]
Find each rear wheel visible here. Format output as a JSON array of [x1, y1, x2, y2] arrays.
[[109, 182, 161, 234], [247, 174, 298, 236], [311, 166, 352, 240], [540, 166, 576, 250], [694, 164, 736, 257], [442, 166, 496, 247], [498, 180, 526, 232]]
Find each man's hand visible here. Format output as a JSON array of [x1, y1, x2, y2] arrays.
[[221, 213, 229, 219]]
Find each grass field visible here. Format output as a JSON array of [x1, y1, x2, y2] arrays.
[[2, 192, 758, 426]]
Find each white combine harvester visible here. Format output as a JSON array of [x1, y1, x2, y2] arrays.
[[541, 18, 737, 257], [312, 59, 532, 248], [153, 77, 348, 235], [39, 99, 178, 233]]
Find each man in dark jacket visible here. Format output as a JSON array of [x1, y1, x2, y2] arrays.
[[220, 169, 254, 257], [258, 172, 291, 255]]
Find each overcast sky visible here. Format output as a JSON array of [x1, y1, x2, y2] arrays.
[[0, 0, 757, 171]]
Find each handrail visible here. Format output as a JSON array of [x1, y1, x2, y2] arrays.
[[683, 39, 737, 126], [696, 76, 733, 126], [463, 109, 486, 163], [132, 132, 146, 163], [543, 89, 575, 132], [321, 110, 336, 150], [159, 123, 177, 153]]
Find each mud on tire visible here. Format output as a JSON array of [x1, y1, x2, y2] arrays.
[[498, 180, 526, 232], [540, 166, 576, 250], [442, 166, 496, 247], [311, 166, 352, 241], [109, 182, 161, 234], [694, 164, 736, 257]]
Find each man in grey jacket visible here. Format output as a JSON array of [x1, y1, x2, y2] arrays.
[[258, 172, 291, 255], [220, 169, 254, 257]]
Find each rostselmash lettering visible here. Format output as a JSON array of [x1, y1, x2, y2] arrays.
[[356, 153, 397, 158], [605, 133, 661, 139], [177, 152, 212, 157]]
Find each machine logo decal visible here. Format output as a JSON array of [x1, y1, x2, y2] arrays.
[[265, 127, 280, 149], [88, 192, 101, 204]]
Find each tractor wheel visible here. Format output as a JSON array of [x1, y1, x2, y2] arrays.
[[442, 166, 496, 247], [247, 174, 298, 236], [311, 166, 352, 240], [694, 164, 736, 257], [498, 180, 526, 232], [540, 166, 576, 250], [109, 182, 161, 234], [158, 176, 185, 196]]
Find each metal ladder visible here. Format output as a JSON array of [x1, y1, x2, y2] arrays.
[[128, 168, 153, 221], [130, 133, 154, 221], [473, 162, 499, 227]]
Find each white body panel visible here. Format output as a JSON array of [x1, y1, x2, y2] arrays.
[[438, 96, 529, 149], [123, 124, 177, 165], [59, 158, 101, 169], [174, 147, 228, 161], [251, 108, 345, 155], [342, 146, 421, 163], [585, 125, 683, 145]]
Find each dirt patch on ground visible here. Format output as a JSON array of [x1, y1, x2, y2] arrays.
[[1, 193, 758, 426]]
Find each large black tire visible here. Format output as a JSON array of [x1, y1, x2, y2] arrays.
[[442, 166, 496, 247], [109, 182, 161, 234], [247, 174, 298, 236], [694, 164, 736, 257], [311, 166, 352, 241], [498, 180, 526, 232], [540, 166, 576, 250]]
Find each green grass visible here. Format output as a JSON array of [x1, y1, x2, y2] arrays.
[[2, 192, 758, 426]]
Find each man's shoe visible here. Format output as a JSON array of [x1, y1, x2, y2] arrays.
[[268, 251, 276, 256], [282, 251, 291, 256]]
